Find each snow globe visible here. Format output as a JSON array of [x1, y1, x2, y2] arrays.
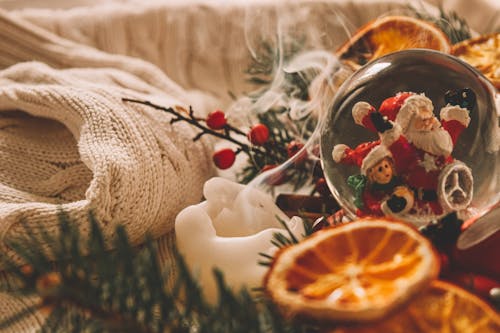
[[320, 49, 499, 226]]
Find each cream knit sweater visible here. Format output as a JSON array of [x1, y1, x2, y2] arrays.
[[0, 5, 219, 331], [0, 0, 497, 331]]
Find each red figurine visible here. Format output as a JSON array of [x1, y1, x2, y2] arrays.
[[333, 142, 414, 217], [333, 89, 476, 220]]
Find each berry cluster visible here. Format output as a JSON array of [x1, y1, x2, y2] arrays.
[[122, 99, 317, 187], [209, 109, 272, 170], [208, 109, 313, 182], [123, 99, 336, 198]]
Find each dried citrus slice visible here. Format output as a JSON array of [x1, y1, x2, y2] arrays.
[[332, 280, 500, 332], [336, 16, 451, 70], [452, 33, 500, 89], [264, 219, 439, 322]]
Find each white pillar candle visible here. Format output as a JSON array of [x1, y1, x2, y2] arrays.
[[175, 177, 304, 301]]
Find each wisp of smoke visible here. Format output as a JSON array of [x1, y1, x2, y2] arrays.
[[224, 5, 354, 201]]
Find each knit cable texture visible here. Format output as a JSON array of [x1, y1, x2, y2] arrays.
[[0, 61, 214, 247], [0, 8, 216, 330]]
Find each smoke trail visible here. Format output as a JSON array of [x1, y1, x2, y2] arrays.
[[221, 4, 355, 198]]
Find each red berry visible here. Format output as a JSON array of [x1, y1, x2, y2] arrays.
[[206, 110, 227, 130], [212, 148, 235, 169], [248, 124, 269, 146], [287, 141, 308, 164], [314, 177, 331, 197]]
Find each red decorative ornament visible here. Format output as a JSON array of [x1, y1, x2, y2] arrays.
[[314, 177, 331, 197], [212, 148, 236, 169], [248, 124, 269, 146], [206, 110, 227, 130], [286, 140, 308, 165]]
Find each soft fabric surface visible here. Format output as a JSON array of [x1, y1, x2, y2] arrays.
[[0, 4, 218, 330], [0, 61, 214, 248]]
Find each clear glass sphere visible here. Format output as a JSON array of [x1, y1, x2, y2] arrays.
[[320, 49, 499, 225]]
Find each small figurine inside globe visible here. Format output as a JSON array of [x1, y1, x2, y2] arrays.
[[320, 50, 499, 225], [332, 90, 475, 219]]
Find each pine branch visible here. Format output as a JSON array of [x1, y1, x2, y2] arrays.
[[0, 212, 320, 332], [237, 108, 315, 185], [258, 216, 315, 267], [122, 99, 264, 159], [123, 98, 313, 179], [410, 5, 471, 44]]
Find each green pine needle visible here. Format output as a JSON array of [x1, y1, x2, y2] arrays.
[[239, 36, 317, 189], [0, 212, 322, 332], [410, 5, 471, 44], [237, 107, 316, 186], [258, 215, 315, 267]]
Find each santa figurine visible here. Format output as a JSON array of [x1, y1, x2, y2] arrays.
[[333, 142, 414, 217], [347, 89, 475, 217]]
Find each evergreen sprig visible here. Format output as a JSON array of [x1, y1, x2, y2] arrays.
[[410, 5, 471, 44], [122, 99, 270, 162], [238, 107, 315, 187], [123, 98, 315, 188], [0, 212, 317, 333], [240, 36, 318, 186], [246, 38, 308, 100], [259, 216, 315, 267]]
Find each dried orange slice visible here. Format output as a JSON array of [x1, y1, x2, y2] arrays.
[[337, 16, 451, 69], [264, 219, 439, 322], [452, 33, 500, 89], [332, 280, 500, 332]]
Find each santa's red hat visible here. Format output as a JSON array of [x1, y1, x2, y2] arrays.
[[379, 92, 414, 121], [332, 141, 391, 175]]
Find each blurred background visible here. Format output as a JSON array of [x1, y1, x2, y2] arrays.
[[0, 0, 498, 34]]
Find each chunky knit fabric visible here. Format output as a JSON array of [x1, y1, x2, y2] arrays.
[[0, 6, 218, 331], [0, 61, 215, 248]]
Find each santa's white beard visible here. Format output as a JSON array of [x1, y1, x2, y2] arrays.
[[406, 126, 453, 157]]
